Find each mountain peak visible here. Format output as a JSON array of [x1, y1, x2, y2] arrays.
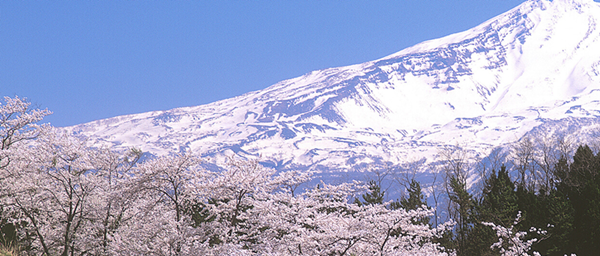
[[67, 0, 600, 173], [546, 0, 596, 5], [526, 0, 600, 15]]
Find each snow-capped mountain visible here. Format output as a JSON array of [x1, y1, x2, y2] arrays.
[[67, 0, 600, 173]]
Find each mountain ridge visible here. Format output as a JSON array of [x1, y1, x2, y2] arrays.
[[67, 0, 600, 173]]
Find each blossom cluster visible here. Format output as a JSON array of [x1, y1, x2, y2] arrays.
[[0, 96, 455, 255]]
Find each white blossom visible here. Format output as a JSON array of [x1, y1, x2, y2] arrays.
[[482, 211, 547, 256], [1, 96, 456, 255]]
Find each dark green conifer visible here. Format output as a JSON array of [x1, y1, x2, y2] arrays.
[[390, 179, 430, 225], [468, 165, 519, 255], [355, 180, 384, 206], [448, 175, 474, 256]]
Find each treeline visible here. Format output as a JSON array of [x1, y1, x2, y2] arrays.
[[2, 95, 598, 255], [418, 136, 600, 255], [0, 96, 455, 255]]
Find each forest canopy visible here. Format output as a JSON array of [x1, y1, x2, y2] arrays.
[[1, 96, 597, 256]]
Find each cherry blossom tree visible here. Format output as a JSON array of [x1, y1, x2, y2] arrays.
[[0, 96, 50, 169], [109, 153, 210, 255], [482, 211, 547, 256], [108, 154, 456, 255], [253, 181, 455, 255], [87, 147, 142, 255], [1, 96, 457, 255], [2, 130, 101, 255]]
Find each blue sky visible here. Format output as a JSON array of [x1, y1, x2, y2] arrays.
[[1, 0, 526, 127]]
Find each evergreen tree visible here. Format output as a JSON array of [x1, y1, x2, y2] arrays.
[[448, 175, 474, 256], [390, 179, 430, 224], [481, 166, 519, 226], [564, 145, 600, 254], [548, 156, 575, 255], [534, 145, 599, 255], [399, 179, 426, 210], [469, 165, 519, 255], [536, 187, 574, 256], [355, 180, 384, 206]]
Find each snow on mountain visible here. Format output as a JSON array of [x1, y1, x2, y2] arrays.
[[66, 0, 600, 174]]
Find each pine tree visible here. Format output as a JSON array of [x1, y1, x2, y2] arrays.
[[399, 179, 426, 210], [537, 145, 600, 255], [567, 145, 600, 254], [448, 175, 474, 256], [482, 166, 518, 225], [355, 180, 384, 206], [390, 179, 430, 225], [537, 187, 574, 256], [469, 165, 519, 255]]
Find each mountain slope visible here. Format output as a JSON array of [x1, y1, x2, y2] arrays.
[[67, 0, 600, 172]]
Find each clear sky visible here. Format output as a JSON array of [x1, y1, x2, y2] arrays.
[[1, 0, 528, 127]]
